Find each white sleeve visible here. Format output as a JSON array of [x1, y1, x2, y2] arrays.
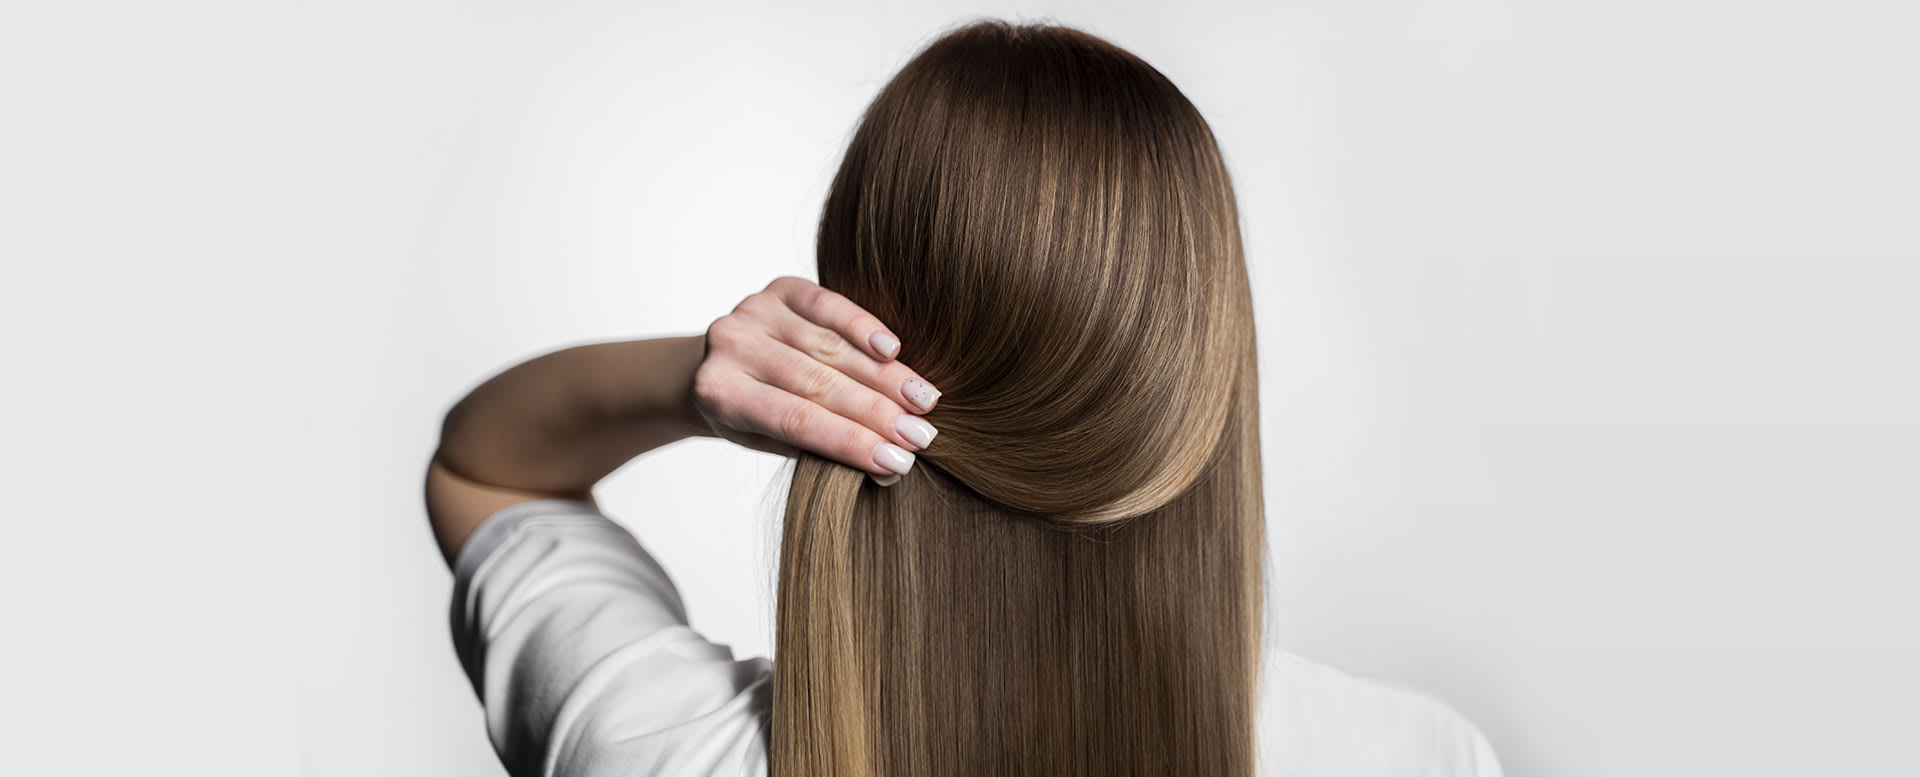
[[449, 499, 772, 777]]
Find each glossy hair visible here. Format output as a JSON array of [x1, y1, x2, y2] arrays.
[[773, 20, 1265, 776]]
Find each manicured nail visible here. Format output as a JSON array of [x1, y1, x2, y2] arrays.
[[869, 331, 900, 359], [868, 472, 901, 487], [873, 442, 915, 475], [903, 378, 941, 412], [894, 413, 937, 449]]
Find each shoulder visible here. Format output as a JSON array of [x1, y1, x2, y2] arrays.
[[1258, 648, 1504, 777]]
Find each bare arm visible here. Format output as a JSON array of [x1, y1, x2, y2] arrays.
[[425, 336, 710, 562], [425, 277, 943, 564]]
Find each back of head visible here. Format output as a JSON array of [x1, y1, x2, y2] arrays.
[[775, 20, 1265, 776]]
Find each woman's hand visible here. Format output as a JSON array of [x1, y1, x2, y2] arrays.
[[692, 276, 941, 485]]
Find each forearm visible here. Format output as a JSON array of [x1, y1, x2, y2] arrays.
[[433, 335, 711, 496]]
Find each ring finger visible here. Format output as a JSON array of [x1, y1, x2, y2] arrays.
[[746, 340, 940, 453], [768, 306, 943, 415], [723, 377, 915, 478]]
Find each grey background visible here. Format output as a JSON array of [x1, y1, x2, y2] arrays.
[[2, 1, 1914, 775]]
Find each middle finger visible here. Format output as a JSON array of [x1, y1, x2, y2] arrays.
[[745, 340, 939, 452], [767, 306, 943, 415]]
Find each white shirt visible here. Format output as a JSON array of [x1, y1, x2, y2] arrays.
[[451, 499, 1504, 777]]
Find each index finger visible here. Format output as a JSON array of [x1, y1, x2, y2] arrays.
[[767, 276, 901, 362]]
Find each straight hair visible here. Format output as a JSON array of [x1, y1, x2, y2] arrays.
[[773, 20, 1265, 776]]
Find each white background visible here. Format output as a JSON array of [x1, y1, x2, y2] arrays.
[[3, 1, 1915, 775]]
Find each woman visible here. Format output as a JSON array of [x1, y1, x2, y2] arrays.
[[428, 20, 1502, 777]]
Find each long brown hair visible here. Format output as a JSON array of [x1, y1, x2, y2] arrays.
[[774, 21, 1264, 776]]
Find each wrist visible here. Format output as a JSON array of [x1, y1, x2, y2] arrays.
[[577, 335, 714, 443], [664, 334, 716, 439]]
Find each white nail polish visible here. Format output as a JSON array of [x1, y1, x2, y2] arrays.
[[903, 378, 941, 412], [868, 472, 901, 487], [873, 442, 915, 475], [869, 332, 900, 359], [894, 414, 937, 449]]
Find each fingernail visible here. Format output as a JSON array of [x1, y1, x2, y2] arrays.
[[903, 378, 941, 412], [872, 442, 915, 475], [868, 472, 901, 487], [894, 413, 938, 449], [869, 331, 900, 359]]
